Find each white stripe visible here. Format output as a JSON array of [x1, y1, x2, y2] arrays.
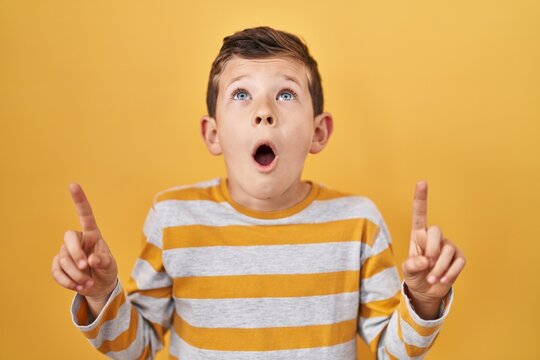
[[131, 259, 172, 290], [173, 291, 358, 328], [169, 328, 357, 360], [164, 241, 361, 277], [360, 267, 401, 303], [155, 196, 381, 227], [358, 315, 391, 344]]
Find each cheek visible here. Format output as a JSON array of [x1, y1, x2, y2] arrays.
[[283, 125, 313, 160], [218, 126, 250, 158]]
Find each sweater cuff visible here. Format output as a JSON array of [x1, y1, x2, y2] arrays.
[[70, 278, 122, 330]]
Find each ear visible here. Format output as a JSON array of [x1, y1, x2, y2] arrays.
[[309, 112, 334, 154], [200, 115, 222, 155]]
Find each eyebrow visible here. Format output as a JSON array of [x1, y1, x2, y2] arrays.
[[225, 74, 303, 90]]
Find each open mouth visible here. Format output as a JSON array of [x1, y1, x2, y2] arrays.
[[252, 140, 278, 171], [254, 144, 276, 166]]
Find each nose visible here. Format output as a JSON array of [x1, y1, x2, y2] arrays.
[[252, 100, 276, 127], [254, 113, 274, 126]]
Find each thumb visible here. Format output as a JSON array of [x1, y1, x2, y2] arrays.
[[88, 252, 115, 272], [402, 255, 430, 279]]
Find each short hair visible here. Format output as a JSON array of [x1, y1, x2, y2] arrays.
[[206, 26, 324, 119]]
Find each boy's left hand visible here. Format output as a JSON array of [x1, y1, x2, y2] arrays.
[[401, 181, 466, 313]]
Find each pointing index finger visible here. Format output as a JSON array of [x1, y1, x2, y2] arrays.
[[412, 180, 428, 231], [69, 183, 100, 233]]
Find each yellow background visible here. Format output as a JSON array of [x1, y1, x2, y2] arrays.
[[1, 1, 539, 359]]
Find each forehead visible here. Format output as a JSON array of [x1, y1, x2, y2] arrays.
[[219, 56, 310, 90]]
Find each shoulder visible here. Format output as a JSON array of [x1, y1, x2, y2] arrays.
[[314, 181, 384, 224], [152, 178, 221, 205], [145, 178, 224, 228], [313, 182, 392, 244]]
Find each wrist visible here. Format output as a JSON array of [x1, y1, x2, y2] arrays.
[[404, 283, 442, 320], [87, 281, 117, 302], [404, 282, 442, 305], [84, 280, 118, 319]]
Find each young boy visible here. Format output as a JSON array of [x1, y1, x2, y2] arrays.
[[52, 26, 466, 359]]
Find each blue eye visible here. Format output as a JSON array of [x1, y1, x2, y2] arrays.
[[277, 88, 297, 101], [232, 89, 250, 100]]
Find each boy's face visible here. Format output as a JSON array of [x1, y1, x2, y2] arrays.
[[201, 55, 333, 202]]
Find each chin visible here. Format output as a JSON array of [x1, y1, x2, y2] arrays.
[[242, 174, 293, 200]]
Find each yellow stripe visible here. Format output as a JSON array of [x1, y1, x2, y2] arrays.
[[219, 179, 321, 219], [317, 185, 354, 200], [361, 246, 395, 279], [139, 242, 164, 272], [149, 322, 167, 340], [384, 347, 400, 360], [399, 294, 442, 337], [133, 323, 166, 359], [97, 306, 139, 353], [360, 290, 400, 318], [362, 219, 380, 247], [172, 312, 356, 351], [76, 297, 89, 325], [126, 277, 172, 299], [173, 271, 359, 299], [163, 219, 365, 249], [368, 331, 382, 354], [155, 180, 353, 204], [136, 345, 151, 360], [397, 315, 429, 357], [156, 184, 220, 203], [82, 291, 126, 340]]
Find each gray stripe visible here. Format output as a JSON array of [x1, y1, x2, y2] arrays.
[[155, 196, 381, 227], [131, 259, 172, 290], [358, 315, 391, 344], [104, 311, 147, 360], [89, 299, 132, 348], [173, 291, 358, 328], [169, 328, 357, 360], [127, 293, 174, 328], [400, 316, 440, 348], [360, 227, 391, 265], [70, 279, 122, 330], [379, 312, 426, 360], [402, 286, 454, 327], [164, 241, 361, 277], [360, 267, 401, 303], [145, 179, 220, 248], [143, 206, 163, 248]]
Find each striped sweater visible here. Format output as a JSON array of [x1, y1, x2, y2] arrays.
[[71, 178, 453, 359]]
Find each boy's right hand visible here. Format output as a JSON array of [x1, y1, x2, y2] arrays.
[[51, 183, 118, 310]]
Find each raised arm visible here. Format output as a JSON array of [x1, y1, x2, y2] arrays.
[[52, 183, 173, 359], [51, 182, 118, 318], [402, 181, 466, 319], [358, 180, 466, 359]]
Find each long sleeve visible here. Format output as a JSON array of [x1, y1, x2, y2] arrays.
[[357, 206, 454, 359], [70, 203, 174, 359]]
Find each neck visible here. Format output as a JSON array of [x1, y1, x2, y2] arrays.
[[227, 177, 312, 212]]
